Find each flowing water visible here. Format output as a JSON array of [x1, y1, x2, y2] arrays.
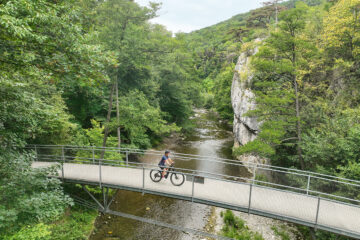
[[90, 109, 250, 240]]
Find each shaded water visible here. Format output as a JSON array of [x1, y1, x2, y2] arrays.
[[90, 109, 249, 240]]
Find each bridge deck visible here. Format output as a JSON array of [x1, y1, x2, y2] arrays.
[[32, 162, 360, 238]]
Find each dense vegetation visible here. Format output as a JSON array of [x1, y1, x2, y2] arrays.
[[1, 0, 359, 239], [0, 0, 200, 238], [234, 0, 360, 179], [184, 0, 360, 181]]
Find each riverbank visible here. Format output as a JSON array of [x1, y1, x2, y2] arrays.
[[8, 205, 98, 240], [208, 207, 299, 240], [49, 205, 97, 240]]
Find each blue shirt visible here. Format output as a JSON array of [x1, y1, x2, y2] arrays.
[[159, 155, 168, 166]]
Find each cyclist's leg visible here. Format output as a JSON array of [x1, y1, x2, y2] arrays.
[[164, 168, 169, 178], [160, 166, 166, 178]]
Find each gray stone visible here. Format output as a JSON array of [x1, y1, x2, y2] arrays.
[[231, 38, 267, 166]]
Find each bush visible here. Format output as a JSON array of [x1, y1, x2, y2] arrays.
[[221, 210, 264, 240]]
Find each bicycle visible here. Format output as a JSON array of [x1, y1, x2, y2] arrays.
[[150, 164, 185, 186]]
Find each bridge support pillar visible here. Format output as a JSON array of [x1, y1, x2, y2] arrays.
[[310, 228, 316, 240], [81, 185, 118, 213], [82, 185, 105, 211], [105, 189, 119, 212], [103, 187, 109, 210]]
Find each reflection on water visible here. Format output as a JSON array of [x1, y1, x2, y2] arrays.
[[90, 109, 248, 240]]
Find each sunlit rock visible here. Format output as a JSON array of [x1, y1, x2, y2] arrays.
[[231, 38, 268, 168]]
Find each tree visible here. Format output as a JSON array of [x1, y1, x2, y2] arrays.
[[321, 0, 360, 108], [262, 0, 285, 26], [111, 90, 179, 148], [301, 108, 360, 178], [247, 6, 274, 28], [93, 0, 160, 155], [323, 0, 360, 61], [228, 27, 250, 43], [0, 0, 107, 237], [237, 2, 314, 169], [213, 64, 235, 121]]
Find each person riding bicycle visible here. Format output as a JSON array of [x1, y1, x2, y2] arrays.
[[158, 150, 174, 179]]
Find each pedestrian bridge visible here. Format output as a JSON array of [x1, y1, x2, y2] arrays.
[[29, 145, 360, 239]]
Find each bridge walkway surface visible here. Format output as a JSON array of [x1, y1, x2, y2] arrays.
[[32, 160, 360, 239]]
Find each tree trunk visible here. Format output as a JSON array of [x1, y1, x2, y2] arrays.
[[115, 81, 121, 150], [100, 82, 116, 160], [275, 2, 278, 26], [294, 74, 305, 169], [292, 47, 305, 170]]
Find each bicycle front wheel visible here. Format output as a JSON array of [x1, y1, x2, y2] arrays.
[[170, 172, 185, 186], [150, 169, 162, 182]]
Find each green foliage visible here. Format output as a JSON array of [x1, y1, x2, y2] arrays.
[[221, 210, 264, 240], [48, 206, 97, 240], [323, 0, 360, 61], [5, 223, 51, 240], [0, 73, 77, 147], [74, 120, 124, 163], [4, 206, 97, 240], [116, 90, 180, 148], [153, 56, 195, 125], [0, 1, 93, 236], [271, 226, 291, 240], [0, 150, 73, 237], [296, 225, 351, 240], [213, 64, 235, 121], [234, 139, 276, 157], [301, 108, 360, 179]]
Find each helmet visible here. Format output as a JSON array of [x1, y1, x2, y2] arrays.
[[165, 150, 170, 154]]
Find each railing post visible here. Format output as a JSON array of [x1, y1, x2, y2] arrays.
[[99, 159, 102, 188], [314, 197, 321, 230], [61, 146, 65, 180], [248, 182, 253, 214], [306, 175, 311, 195], [34, 145, 38, 161], [252, 163, 256, 180], [191, 174, 195, 202], [61, 146, 65, 163], [92, 146, 95, 164], [142, 165, 145, 194], [126, 151, 129, 166]]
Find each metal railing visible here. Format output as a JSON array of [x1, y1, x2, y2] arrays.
[[28, 144, 360, 238], [27, 144, 360, 205]]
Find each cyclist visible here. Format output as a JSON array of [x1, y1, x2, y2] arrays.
[[158, 150, 174, 179]]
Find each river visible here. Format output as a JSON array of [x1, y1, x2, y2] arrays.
[[90, 109, 250, 240]]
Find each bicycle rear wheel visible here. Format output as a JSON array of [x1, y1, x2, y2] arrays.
[[170, 172, 185, 186], [150, 169, 162, 182]]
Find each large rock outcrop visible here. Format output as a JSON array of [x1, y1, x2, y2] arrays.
[[231, 39, 267, 166]]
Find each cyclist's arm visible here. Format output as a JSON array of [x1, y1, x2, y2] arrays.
[[167, 158, 174, 165]]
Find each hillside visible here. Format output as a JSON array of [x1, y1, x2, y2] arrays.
[[183, 0, 326, 120]]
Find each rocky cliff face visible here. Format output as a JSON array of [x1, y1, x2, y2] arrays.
[[231, 39, 266, 165]]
